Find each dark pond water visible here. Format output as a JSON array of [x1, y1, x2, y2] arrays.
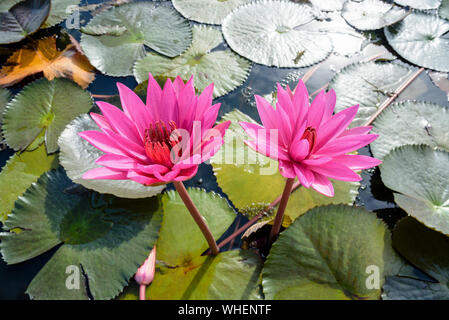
[[1, 0, 448, 299]]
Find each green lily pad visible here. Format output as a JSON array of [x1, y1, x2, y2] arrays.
[[0, 0, 50, 44], [172, 0, 253, 25], [43, 0, 81, 28], [385, 12, 449, 72], [2, 78, 93, 153], [371, 101, 449, 159], [441, 0, 449, 20], [80, 2, 192, 76], [309, 0, 345, 11], [394, 0, 441, 10], [0, 87, 11, 124], [140, 188, 261, 300], [0, 0, 20, 11], [329, 61, 414, 127], [222, 1, 332, 67], [385, 216, 449, 299], [0, 144, 58, 222], [0, 168, 163, 300], [380, 145, 449, 235], [342, 0, 410, 31], [58, 114, 165, 199], [133, 25, 251, 99], [262, 205, 401, 300], [210, 109, 360, 221], [382, 276, 449, 300]]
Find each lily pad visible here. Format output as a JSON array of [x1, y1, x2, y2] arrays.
[[0, 144, 58, 222], [309, 0, 345, 11], [172, 0, 253, 25], [383, 276, 449, 300], [43, 0, 81, 28], [371, 101, 449, 159], [262, 205, 401, 300], [342, 0, 410, 31], [2, 78, 93, 153], [58, 114, 165, 199], [385, 216, 449, 299], [394, 0, 441, 10], [384, 12, 449, 72], [441, 0, 449, 20], [0, 168, 163, 300], [210, 110, 360, 221], [0, 87, 11, 124], [133, 25, 251, 99], [0, 0, 50, 44], [329, 61, 414, 127], [222, 0, 332, 67], [140, 189, 261, 300], [380, 145, 449, 235], [80, 2, 192, 76]]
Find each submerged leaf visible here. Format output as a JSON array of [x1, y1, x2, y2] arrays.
[[0, 0, 50, 44], [262, 205, 401, 300], [380, 145, 449, 235], [0, 168, 163, 300], [134, 25, 251, 98], [59, 114, 165, 199], [42, 0, 81, 28], [0, 36, 95, 89], [222, 1, 332, 67], [2, 78, 93, 153], [80, 2, 192, 76]]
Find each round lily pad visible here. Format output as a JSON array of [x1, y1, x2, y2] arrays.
[[440, 0, 449, 20], [342, 0, 410, 31], [2, 78, 93, 153], [80, 2, 192, 76], [380, 145, 449, 235], [262, 205, 401, 300], [43, 0, 81, 28], [371, 101, 449, 159], [0, 87, 11, 124], [172, 0, 253, 25], [309, 0, 345, 11], [383, 276, 449, 300], [0, 168, 163, 300], [0, 0, 50, 44], [0, 144, 58, 223], [384, 12, 449, 72], [58, 114, 165, 199], [329, 61, 414, 127], [210, 110, 360, 222], [133, 25, 251, 98], [222, 0, 332, 67], [394, 0, 441, 10]]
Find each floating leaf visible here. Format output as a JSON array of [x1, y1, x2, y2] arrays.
[[371, 101, 449, 159], [210, 110, 360, 222], [329, 61, 414, 127], [0, 0, 50, 44], [0, 168, 163, 300], [309, 0, 345, 11], [222, 1, 332, 67], [385, 12, 449, 72], [441, 0, 449, 20], [43, 0, 81, 28], [0, 144, 58, 222], [383, 216, 449, 299], [0, 0, 21, 12], [2, 78, 93, 153], [342, 0, 410, 31], [172, 0, 253, 25], [394, 0, 441, 10], [134, 25, 251, 99], [59, 114, 165, 199], [80, 2, 192, 76], [0, 36, 95, 89], [380, 145, 449, 235], [262, 205, 401, 300], [0, 87, 11, 124]]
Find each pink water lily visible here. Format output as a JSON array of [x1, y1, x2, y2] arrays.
[[240, 80, 381, 197], [79, 74, 230, 186]]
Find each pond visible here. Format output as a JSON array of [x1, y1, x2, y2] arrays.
[[1, 0, 449, 300]]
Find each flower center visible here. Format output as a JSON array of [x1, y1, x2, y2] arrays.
[[144, 120, 182, 167], [301, 127, 316, 152]]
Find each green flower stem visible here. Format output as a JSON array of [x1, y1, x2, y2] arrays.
[[268, 178, 295, 245], [173, 181, 220, 255]]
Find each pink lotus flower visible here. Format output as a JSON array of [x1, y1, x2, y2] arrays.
[[79, 74, 230, 186], [240, 80, 381, 197]]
